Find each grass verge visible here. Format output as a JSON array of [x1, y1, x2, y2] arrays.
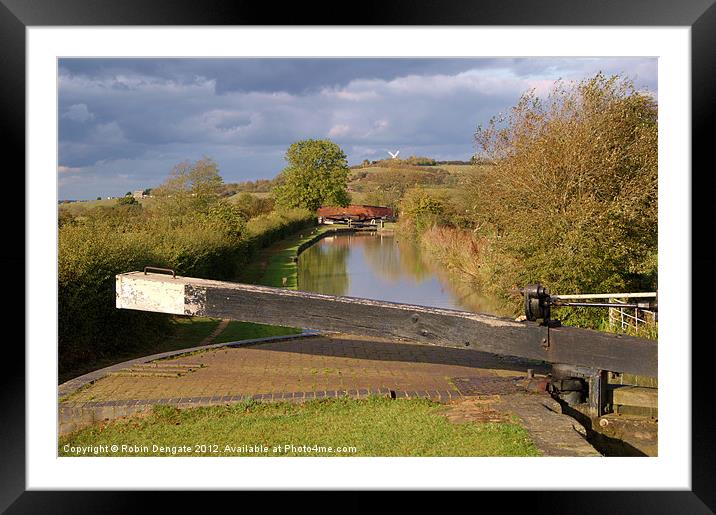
[[59, 397, 539, 457], [214, 321, 301, 343], [237, 225, 332, 287]]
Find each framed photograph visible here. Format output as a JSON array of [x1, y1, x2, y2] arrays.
[[5, 0, 713, 511]]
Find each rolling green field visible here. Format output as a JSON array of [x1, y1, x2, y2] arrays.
[[59, 397, 539, 457]]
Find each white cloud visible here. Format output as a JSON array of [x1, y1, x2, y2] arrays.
[[90, 122, 127, 144], [62, 103, 94, 122], [328, 124, 351, 137], [321, 88, 379, 101], [57, 165, 84, 174]]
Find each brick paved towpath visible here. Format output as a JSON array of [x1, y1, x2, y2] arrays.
[[58, 333, 600, 456], [62, 334, 548, 403]]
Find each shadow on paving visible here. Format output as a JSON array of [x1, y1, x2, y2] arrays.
[[252, 335, 552, 375]]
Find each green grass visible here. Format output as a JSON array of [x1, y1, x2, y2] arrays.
[[166, 316, 222, 343], [58, 397, 540, 457], [425, 164, 491, 175], [214, 321, 301, 343], [59, 224, 538, 457], [209, 225, 328, 342]]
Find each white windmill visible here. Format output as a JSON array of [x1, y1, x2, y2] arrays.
[[387, 150, 400, 159]]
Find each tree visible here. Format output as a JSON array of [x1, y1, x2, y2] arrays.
[[155, 157, 223, 197], [272, 139, 350, 212], [189, 157, 224, 198], [153, 157, 224, 214], [116, 195, 139, 206], [469, 72, 657, 322]]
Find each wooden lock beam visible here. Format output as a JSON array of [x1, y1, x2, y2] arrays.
[[116, 272, 657, 377]]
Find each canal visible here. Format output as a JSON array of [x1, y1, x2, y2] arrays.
[[297, 231, 506, 316]]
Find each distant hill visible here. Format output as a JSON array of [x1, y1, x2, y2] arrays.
[[351, 156, 492, 169], [346, 160, 491, 209]]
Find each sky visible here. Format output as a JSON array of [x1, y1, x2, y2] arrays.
[[58, 57, 657, 200]]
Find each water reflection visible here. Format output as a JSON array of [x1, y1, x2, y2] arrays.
[[362, 234, 433, 283], [297, 232, 505, 315], [297, 236, 350, 296]]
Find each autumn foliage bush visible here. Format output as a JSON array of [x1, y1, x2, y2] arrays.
[[398, 188, 450, 232], [419, 74, 658, 325]]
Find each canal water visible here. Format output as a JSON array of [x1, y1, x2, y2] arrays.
[[297, 232, 504, 315]]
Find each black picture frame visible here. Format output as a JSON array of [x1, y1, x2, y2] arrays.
[[2, 0, 713, 512]]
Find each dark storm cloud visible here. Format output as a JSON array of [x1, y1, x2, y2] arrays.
[[58, 58, 657, 199], [59, 58, 507, 95]]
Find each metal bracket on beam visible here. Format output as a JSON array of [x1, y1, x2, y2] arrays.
[[522, 283, 658, 323]]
